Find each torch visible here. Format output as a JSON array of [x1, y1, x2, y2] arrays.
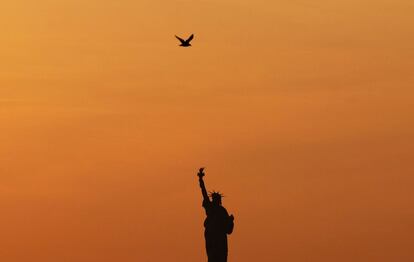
[[197, 167, 205, 178]]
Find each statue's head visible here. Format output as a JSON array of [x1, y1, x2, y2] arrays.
[[210, 191, 223, 206]]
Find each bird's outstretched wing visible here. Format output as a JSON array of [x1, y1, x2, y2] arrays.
[[175, 35, 186, 44], [186, 34, 194, 43]]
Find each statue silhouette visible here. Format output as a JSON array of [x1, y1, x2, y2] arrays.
[[198, 168, 234, 262]]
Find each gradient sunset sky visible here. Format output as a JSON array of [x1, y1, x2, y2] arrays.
[[1, 0, 413, 261]]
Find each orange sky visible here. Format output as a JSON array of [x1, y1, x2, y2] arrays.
[[1, 0, 413, 261]]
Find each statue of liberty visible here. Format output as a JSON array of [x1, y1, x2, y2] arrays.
[[197, 168, 234, 262]]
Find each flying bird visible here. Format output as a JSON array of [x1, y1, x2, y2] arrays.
[[175, 34, 194, 47]]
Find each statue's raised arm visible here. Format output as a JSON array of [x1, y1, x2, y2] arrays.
[[198, 168, 209, 202]]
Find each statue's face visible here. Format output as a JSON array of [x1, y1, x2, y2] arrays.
[[212, 197, 222, 206]]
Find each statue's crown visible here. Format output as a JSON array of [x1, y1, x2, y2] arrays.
[[209, 191, 224, 199]]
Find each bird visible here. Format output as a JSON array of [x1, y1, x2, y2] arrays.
[[175, 34, 194, 47]]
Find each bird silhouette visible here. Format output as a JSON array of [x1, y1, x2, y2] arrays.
[[175, 34, 194, 47]]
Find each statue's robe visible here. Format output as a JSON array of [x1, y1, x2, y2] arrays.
[[203, 200, 234, 262]]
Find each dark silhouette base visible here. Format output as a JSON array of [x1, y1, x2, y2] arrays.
[[205, 231, 228, 262]]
